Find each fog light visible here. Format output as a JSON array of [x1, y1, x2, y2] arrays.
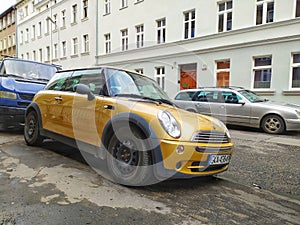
[[176, 162, 182, 170], [176, 145, 184, 154]]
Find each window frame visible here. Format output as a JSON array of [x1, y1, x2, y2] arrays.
[[136, 24, 144, 48], [256, 0, 274, 25], [217, 0, 233, 32], [252, 55, 273, 89], [290, 52, 300, 89], [183, 9, 196, 39], [155, 66, 166, 90], [156, 18, 166, 44]]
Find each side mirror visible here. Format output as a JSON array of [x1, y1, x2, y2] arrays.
[[238, 100, 245, 105], [74, 84, 95, 101]]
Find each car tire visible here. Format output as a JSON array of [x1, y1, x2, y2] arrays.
[[106, 126, 154, 186], [24, 111, 44, 146], [261, 114, 285, 134]]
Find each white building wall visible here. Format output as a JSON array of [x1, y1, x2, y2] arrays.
[[17, 0, 97, 69], [97, 0, 300, 104]]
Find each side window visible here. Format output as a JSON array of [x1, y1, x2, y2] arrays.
[[45, 71, 73, 91], [194, 91, 208, 102], [175, 92, 194, 100], [223, 91, 241, 104], [67, 69, 107, 95]]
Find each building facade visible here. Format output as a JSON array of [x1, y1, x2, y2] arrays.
[[16, 0, 97, 68], [97, 0, 300, 104], [0, 6, 17, 60], [15, 0, 300, 104]]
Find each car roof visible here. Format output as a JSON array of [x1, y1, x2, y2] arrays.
[[178, 86, 246, 92], [56, 65, 146, 77], [2, 57, 61, 69]]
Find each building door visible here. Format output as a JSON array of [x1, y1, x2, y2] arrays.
[[216, 60, 230, 87], [180, 63, 197, 90]]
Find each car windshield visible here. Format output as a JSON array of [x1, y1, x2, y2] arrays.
[[238, 89, 267, 103], [106, 68, 170, 100], [1, 59, 58, 81]]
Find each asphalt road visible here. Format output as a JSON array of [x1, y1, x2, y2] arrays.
[[0, 128, 299, 225]]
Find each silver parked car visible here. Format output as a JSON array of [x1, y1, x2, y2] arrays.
[[174, 87, 300, 134]]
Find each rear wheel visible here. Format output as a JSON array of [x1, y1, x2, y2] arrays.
[[106, 127, 154, 186], [261, 115, 285, 134], [24, 111, 44, 146]]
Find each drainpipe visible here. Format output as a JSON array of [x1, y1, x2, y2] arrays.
[[95, 0, 99, 65]]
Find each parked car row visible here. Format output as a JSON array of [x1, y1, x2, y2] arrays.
[[2, 59, 299, 186], [174, 87, 300, 134]]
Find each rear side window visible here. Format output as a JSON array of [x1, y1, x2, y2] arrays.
[[175, 91, 196, 100]]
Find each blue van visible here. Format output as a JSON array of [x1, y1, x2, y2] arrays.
[[0, 57, 60, 130]]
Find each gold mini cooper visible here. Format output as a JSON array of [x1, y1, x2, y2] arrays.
[[24, 67, 234, 186]]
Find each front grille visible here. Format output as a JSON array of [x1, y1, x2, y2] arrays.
[[19, 93, 35, 101], [191, 131, 229, 143], [17, 102, 30, 107]]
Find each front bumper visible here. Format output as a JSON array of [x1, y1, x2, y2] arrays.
[[159, 139, 234, 176], [285, 119, 300, 131], [0, 106, 25, 129]]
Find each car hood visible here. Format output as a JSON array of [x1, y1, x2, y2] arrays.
[[259, 100, 300, 111], [114, 98, 230, 141], [0, 77, 47, 94]]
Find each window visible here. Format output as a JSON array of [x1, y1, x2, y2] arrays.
[[136, 25, 144, 48], [39, 48, 43, 62], [32, 25, 36, 40], [291, 53, 300, 88], [20, 31, 24, 44], [54, 43, 58, 59], [61, 41, 67, 57], [33, 50, 36, 61], [61, 10, 66, 27], [253, 56, 272, 88], [72, 4, 78, 24], [218, 1, 232, 32], [256, 0, 274, 25], [104, 33, 111, 54], [83, 34, 89, 53], [46, 46, 50, 61], [38, 21, 42, 37], [83, 0, 88, 18], [216, 60, 230, 87], [296, 0, 300, 17], [52, 14, 57, 31], [135, 68, 144, 74], [46, 18, 50, 33], [121, 0, 128, 8], [105, 0, 111, 15], [155, 67, 165, 90], [184, 10, 195, 39], [157, 18, 166, 44], [121, 29, 128, 51], [25, 28, 29, 42], [72, 37, 78, 55]]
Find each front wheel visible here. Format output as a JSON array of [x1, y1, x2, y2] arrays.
[[106, 127, 154, 186], [24, 111, 44, 146], [261, 115, 285, 134]]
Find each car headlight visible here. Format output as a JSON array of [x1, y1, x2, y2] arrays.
[[158, 110, 181, 138], [0, 91, 17, 100], [296, 110, 300, 118]]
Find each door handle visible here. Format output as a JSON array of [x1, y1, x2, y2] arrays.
[[54, 96, 62, 101]]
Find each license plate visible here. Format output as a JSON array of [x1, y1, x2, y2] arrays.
[[209, 154, 231, 165]]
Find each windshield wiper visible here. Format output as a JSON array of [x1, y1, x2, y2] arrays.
[[115, 94, 175, 106], [35, 78, 50, 82], [1, 73, 23, 78]]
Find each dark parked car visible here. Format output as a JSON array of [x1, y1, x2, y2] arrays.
[[174, 87, 300, 134], [0, 57, 60, 130]]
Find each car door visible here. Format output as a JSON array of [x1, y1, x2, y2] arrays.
[[222, 91, 251, 125], [65, 68, 105, 146], [40, 71, 74, 136], [194, 90, 227, 121]]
